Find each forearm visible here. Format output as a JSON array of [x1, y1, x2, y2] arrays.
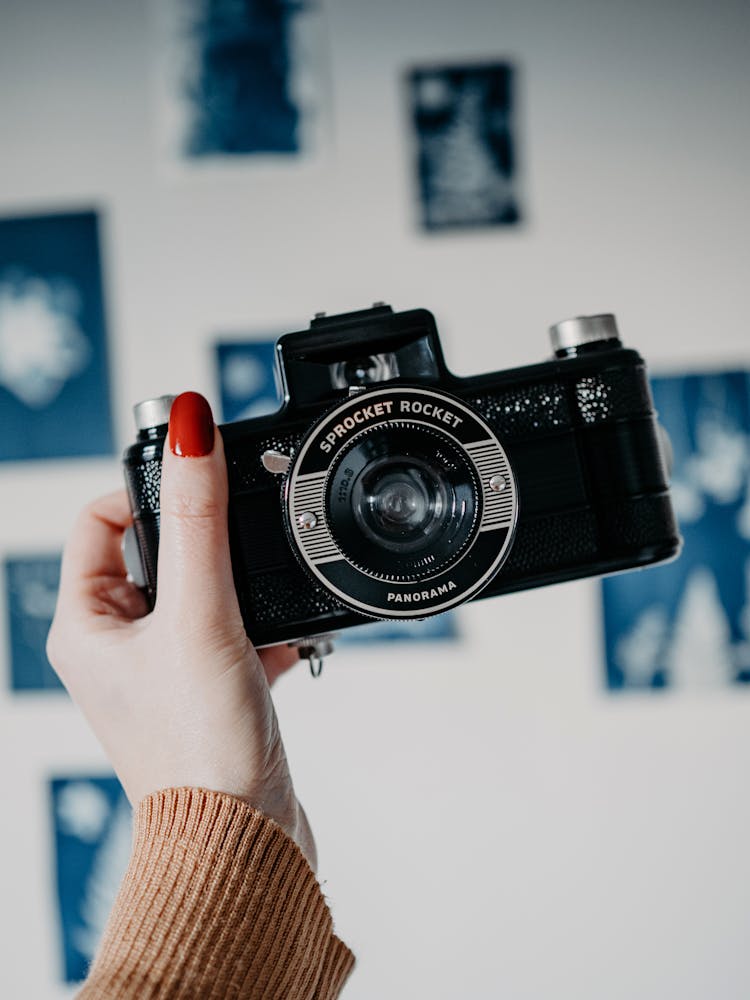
[[77, 788, 354, 1000]]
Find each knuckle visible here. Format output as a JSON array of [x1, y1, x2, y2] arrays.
[[72, 500, 98, 535], [161, 491, 223, 523]]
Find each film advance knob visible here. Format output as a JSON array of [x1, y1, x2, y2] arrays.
[[133, 395, 176, 431], [549, 314, 620, 354]]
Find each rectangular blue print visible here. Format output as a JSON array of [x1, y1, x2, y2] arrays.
[[338, 614, 458, 646], [215, 339, 281, 422], [602, 371, 750, 690], [160, 0, 323, 160], [50, 775, 130, 983], [408, 62, 521, 230], [0, 211, 113, 461], [4, 554, 64, 692]]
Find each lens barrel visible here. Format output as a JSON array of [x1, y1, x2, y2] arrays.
[[326, 425, 479, 581], [354, 457, 448, 552]]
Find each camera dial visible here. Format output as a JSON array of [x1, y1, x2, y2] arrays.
[[282, 386, 518, 619], [549, 314, 621, 356]]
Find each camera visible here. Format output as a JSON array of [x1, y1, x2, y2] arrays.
[[124, 304, 681, 663]]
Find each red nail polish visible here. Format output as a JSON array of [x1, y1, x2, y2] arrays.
[[169, 392, 215, 457]]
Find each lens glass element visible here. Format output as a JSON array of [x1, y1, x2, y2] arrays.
[[353, 457, 450, 554], [326, 425, 479, 582]]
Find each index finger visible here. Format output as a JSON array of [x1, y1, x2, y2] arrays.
[[59, 490, 133, 598]]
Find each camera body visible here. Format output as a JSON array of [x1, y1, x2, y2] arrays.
[[124, 304, 681, 650]]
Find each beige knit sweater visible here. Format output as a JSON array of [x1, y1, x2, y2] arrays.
[[77, 788, 354, 999]]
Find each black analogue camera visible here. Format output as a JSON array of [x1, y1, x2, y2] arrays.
[[124, 304, 681, 661]]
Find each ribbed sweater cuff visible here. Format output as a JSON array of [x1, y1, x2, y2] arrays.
[[76, 787, 354, 1000]]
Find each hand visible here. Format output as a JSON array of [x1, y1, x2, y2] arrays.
[[47, 392, 316, 866]]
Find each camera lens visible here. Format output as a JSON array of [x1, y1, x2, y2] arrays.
[[286, 386, 519, 619], [352, 458, 450, 554]]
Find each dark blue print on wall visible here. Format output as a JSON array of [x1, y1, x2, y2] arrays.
[[407, 63, 520, 231], [4, 555, 64, 692], [602, 371, 750, 691], [338, 615, 459, 646], [50, 776, 131, 983], [0, 211, 113, 462], [216, 339, 281, 421], [180, 0, 316, 156]]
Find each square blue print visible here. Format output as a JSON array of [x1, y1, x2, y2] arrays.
[[215, 339, 281, 421], [4, 555, 64, 692], [0, 211, 114, 461], [601, 371, 750, 690], [50, 776, 131, 983], [408, 63, 520, 231]]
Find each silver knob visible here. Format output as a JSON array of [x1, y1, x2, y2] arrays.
[[549, 314, 620, 354], [133, 395, 176, 432]]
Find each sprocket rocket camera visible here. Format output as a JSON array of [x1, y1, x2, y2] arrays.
[[123, 304, 681, 667]]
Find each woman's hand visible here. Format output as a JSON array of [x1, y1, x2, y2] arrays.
[[47, 392, 315, 866]]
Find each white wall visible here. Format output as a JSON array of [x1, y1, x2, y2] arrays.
[[1, 0, 749, 997]]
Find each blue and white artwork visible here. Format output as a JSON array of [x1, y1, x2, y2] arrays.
[[602, 371, 750, 691], [4, 555, 64, 692], [215, 339, 281, 421], [339, 614, 459, 646], [407, 63, 521, 231], [0, 211, 113, 462], [50, 776, 131, 983], [156, 0, 324, 162]]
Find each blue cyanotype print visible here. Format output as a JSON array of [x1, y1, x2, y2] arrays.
[[176, 0, 318, 157], [4, 555, 64, 692], [50, 776, 131, 983], [602, 371, 750, 690], [215, 339, 281, 421], [408, 63, 520, 231], [0, 211, 113, 462], [338, 614, 459, 646]]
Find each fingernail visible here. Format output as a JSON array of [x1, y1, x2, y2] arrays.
[[169, 392, 215, 457]]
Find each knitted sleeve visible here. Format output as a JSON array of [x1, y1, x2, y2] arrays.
[[76, 787, 354, 1000]]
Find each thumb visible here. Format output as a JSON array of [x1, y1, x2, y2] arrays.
[[156, 392, 240, 625]]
